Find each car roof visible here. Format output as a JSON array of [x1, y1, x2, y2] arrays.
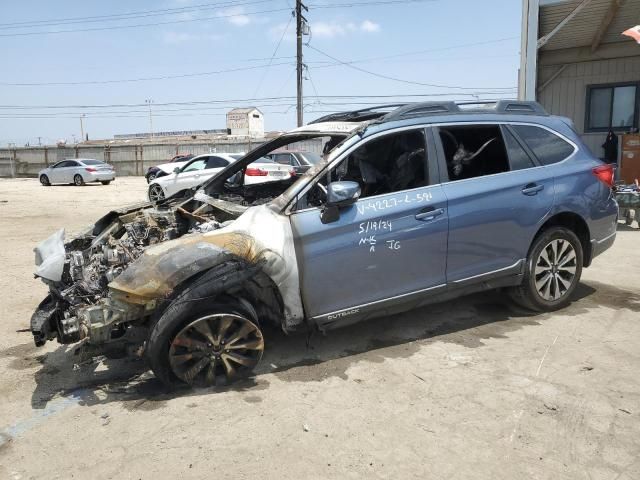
[[289, 121, 367, 134], [307, 101, 549, 126], [187, 153, 242, 162]]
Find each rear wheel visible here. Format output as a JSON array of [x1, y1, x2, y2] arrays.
[[73, 174, 84, 186], [100, 180, 111, 185], [40, 175, 50, 186], [510, 227, 583, 312], [148, 184, 165, 202]]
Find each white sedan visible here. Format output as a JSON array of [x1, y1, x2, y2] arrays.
[[147, 154, 294, 201], [39, 158, 115, 186]]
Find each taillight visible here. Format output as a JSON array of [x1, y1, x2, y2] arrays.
[[245, 167, 268, 176], [592, 164, 614, 188], [85, 167, 96, 172]]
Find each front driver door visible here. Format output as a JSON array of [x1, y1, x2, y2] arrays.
[[47, 161, 66, 183], [289, 127, 448, 327]]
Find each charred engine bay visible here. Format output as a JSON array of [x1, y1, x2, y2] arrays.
[[33, 189, 276, 347]]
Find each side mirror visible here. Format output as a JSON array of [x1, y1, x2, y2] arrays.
[[173, 167, 181, 174], [321, 181, 360, 224]]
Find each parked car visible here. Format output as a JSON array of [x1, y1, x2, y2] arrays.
[[147, 154, 294, 201], [39, 158, 115, 186], [148, 153, 242, 202], [266, 150, 322, 176], [145, 154, 194, 183], [30, 101, 618, 389]]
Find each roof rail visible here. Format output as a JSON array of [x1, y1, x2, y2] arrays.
[[307, 100, 549, 126], [308, 104, 407, 125], [456, 100, 548, 115], [383, 102, 460, 122]]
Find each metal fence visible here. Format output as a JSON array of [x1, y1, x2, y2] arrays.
[[0, 138, 324, 178]]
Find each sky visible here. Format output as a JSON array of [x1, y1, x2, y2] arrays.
[[0, 0, 523, 145]]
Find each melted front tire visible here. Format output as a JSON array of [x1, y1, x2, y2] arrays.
[[146, 293, 263, 388]]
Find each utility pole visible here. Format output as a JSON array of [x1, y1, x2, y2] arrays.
[[295, 0, 307, 127], [79, 114, 85, 142], [145, 99, 154, 138]]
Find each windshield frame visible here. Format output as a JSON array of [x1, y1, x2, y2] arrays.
[[199, 130, 359, 207]]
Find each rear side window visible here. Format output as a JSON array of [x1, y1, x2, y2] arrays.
[[274, 153, 294, 166], [511, 125, 575, 165], [502, 127, 535, 170], [207, 156, 229, 168]]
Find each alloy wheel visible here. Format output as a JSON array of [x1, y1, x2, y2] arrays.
[[169, 313, 264, 387], [534, 239, 577, 301], [148, 184, 165, 202], [74, 174, 83, 186]]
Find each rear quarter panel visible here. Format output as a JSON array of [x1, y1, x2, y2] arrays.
[[546, 124, 618, 245]]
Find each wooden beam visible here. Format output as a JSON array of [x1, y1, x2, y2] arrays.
[[537, 0, 593, 49], [537, 64, 568, 94], [591, 0, 625, 53]]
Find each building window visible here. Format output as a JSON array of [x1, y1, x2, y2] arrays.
[[586, 83, 638, 132]]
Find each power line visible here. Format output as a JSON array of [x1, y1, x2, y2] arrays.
[[0, 61, 294, 86], [0, 6, 292, 37], [0, 0, 274, 29], [0, 0, 439, 37], [0, 93, 523, 110], [252, 8, 295, 98], [310, 36, 519, 69], [305, 44, 517, 91], [313, 0, 437, 9], [0, 36, 518, 88]]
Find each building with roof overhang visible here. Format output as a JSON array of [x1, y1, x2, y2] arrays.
[[519, 0, 640, 159]]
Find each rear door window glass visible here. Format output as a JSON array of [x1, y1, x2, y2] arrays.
[[511, 125, 575, 165], [274, 153, 294, 166], [206, 156, 229, 168], [502, 127, 535, 170], [438, 125, 509, 181]]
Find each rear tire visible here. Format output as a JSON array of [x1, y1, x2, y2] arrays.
[[510, 226, 583, 312], [100, 180, 111, 185], [40, 175, 50, 186], [73, 174, 84, 186]]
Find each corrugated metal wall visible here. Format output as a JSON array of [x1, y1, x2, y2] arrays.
[[537, 55, 640, 158]]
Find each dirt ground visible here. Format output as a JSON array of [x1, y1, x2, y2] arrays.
[[0, 177, 639, 480]]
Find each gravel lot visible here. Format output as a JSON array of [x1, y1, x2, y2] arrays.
[[0, 177, 639, 480]]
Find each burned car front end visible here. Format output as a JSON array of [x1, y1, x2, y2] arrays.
[[31, 199, 243, 347], [29, 124, 361, 368]]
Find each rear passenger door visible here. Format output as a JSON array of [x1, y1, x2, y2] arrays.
[[435, 123, 555, 284]]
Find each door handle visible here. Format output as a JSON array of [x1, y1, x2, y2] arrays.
[[522, 183, 544, 196], [415, 206, 444, 221]]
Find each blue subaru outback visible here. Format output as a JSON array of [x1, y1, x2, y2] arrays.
[[31, 101, 618, 388]]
